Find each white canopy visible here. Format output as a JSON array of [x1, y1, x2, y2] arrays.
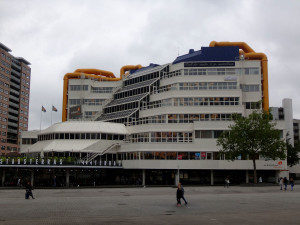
[[21, 139, 120, 153], [39, 121, 129, 135]]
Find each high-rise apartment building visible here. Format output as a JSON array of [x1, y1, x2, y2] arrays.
[[0, 42, 31, 155]]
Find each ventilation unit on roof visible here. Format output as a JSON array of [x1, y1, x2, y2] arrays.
[[239, 54, 245, 60]]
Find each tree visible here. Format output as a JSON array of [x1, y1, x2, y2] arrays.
[[217, 110, 286, 183], [287, 137, 300, 167]]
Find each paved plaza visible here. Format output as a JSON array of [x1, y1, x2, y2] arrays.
[[0, 185, 299, 225]]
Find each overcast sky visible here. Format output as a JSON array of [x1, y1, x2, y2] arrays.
[[0, 0, 299, 130]]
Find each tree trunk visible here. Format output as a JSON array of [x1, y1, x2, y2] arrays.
[[252, 159, 257, 184]]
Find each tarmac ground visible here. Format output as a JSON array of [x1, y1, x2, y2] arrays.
[[0, 185, 299, 225]]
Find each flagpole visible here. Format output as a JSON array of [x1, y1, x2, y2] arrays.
[[40, 105, 43, 131], [51, 105, 53, 125]]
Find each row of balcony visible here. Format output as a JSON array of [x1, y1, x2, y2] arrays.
[[9, 101, 19, 109], [8, 107, 19, 115], [8, 114, 18, 121], [10, 75, 20, 84], [11, 61, 21, 70], [11, 68, 21, 77], [9, 94, 19, 103]]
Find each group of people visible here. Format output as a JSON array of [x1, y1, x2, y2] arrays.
[[279, 177, 294, 191], [176, 183, 188, 207]]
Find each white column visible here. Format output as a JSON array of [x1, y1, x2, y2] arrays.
[[175, 169, 180, 186], [210, 170, 214, 185], [142, 169, 146, 186], [31, 170, 34, 186], [1, 169, 5, 186], [66, 169, 70, 188]]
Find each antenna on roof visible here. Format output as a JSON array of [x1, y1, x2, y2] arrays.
[[177, 47, 180, 56]]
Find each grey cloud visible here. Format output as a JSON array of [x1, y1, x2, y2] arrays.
[[0, 0, 299, 130]]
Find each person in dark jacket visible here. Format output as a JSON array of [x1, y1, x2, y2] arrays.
[[25, 181, 35, 199], [180, 183, 188, 205], [283, 177, 288, 191], [290, 177, 294, 191], [176, 183, 183, 206]]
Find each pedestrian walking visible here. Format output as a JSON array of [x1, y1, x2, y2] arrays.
[[224, 177, 230, 188], [180, 183, 188, 205], [283, 177, 288, 191], [290, 177, 294, 191], [176, 183, 183, 207], [279, 177, 283, 190], [25, 181, 35, 199], [17, 178, 21, 187]]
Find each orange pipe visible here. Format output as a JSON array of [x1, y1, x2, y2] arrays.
[[120, 65, 142, 77], [245, 52, 269, 111], [74, 69, 116, 78], [62, 65, 143, 122], [209, 41, 269, 112], [209, 41, 255, 53], [62, 72, 119, 122]]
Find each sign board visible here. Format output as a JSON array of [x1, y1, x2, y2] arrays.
[[184, 62, 235, 68], [69, 105, 82, 119]]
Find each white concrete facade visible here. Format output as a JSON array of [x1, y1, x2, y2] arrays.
[[20, 46, 297, 184]]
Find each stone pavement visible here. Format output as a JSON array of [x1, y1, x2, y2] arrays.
[[0, 185, 299, 225]]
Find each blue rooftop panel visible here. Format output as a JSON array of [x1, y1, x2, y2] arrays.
[[173, 46, 239, 64], [129, 63, 160, 76]]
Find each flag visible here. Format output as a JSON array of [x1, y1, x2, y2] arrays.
[[42, 106, 46, 112], [52, 105, 58, 112]]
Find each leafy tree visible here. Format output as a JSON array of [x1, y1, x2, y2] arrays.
[[287, 138, 300, 167], [217, 110, 286, 183]]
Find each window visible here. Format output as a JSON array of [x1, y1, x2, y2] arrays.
[[240, 84, 259, 92], [213, 130, 223, 138], [91, 87, 113, 93], [69, 99, 81, 105], [201, 131, 212, 138], [245, 102, 261, 109], [70, 85, 88, 91]]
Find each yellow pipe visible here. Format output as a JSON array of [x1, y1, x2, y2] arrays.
[[62, 65, 143, 122], [209, 41, 255, 53], [74, 69, 116, 78], [62, 72, 119, 122], [245, 52, 269, 111], [120, 65, 142, 77], [209, 41, 269, 111]]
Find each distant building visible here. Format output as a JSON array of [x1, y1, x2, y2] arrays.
[[270, 99, 294, 144], [293, 119, 300, 143], [0, 42, 31, 155]]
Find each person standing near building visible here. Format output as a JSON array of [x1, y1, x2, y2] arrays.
[[283, 177, 288, 191], [224, 177, 230, 188], [279, 177, 283, 190], [176, 183, 183, 207], [180, 183, 188, 205], [25, 181, 35, 199], [290, 177, 294, 191], [17, 178, 21, 187]]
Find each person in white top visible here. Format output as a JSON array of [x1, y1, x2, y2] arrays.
[[279, 177, 283, 190]]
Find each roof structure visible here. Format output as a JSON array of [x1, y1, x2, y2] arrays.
[[21, 139, 120, 153], [40, 121, 129, 135], [0, 42, 12, 52], [173, 46, 239, 64]]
